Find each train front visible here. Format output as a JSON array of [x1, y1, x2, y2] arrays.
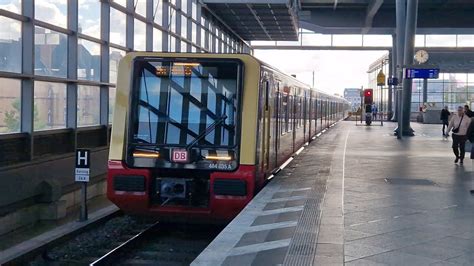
[[107, 54, 255, 223]]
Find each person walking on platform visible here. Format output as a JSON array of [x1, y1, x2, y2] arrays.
[[464, 105, 474, 118], [447, 106, 472, 165], [440, 106, 451, 137]]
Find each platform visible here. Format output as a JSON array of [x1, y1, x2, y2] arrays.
[[193, 121, 474, 265]]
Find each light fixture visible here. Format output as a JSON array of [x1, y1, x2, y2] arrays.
[[133, 151, 160, 158], [174, 62, 200, 66], [205, 155, 232, 161]]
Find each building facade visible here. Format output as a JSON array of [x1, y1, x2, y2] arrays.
[[343, 88, 362, 111]]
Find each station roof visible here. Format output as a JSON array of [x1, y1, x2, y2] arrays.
[[203, 0, 474, 41], [300, 0, 474, 34], [201, 0, 299, 41]]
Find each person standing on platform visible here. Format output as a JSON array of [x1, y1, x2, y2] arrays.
[[372, 105, 378, 120], [447, 106, 472, 165], [440, 106, 451, 137], [464, 105, 474, 118]]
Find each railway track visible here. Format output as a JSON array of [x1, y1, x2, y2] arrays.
[[89, 222, 223, 266], [90, 221, 160, 266], [22, 214, 222, 265]]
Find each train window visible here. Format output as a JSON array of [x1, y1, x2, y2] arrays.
[[131, 59, 241, 148]]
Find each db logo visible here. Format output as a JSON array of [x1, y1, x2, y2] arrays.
[[172, 150, 188, 163]]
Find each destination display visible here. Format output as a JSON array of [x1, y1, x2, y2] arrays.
[[405, 68, 439, 79]]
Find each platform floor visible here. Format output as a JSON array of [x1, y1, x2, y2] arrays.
[[193, 121, 474, 266]]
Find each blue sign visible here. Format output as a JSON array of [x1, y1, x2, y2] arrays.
[[388, 77, 399, 86], [405, 68, 439, 79]]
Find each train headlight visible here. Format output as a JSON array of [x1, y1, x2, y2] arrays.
[[133, 150, 160, 158], [205, 155, 232, 161]]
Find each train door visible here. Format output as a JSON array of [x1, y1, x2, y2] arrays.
[[274, 81, 280, 170], [321, 99, 324, 130], [303, 91, 313, 141], [262, 79, 271, 175], [292, 91, 296, 153], [314, 97, 318, 134]]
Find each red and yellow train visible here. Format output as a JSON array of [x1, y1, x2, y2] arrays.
[[107, 52, 350, 223]]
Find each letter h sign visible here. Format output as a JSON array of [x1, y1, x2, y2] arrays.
[[75, 149, 91, 182]]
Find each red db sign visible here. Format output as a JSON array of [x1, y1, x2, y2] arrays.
[[172, 149, 188, 163]]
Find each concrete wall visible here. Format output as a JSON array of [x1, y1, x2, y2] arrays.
[[0, 147, 108, 235]]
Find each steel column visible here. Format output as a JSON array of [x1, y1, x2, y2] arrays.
[[186, 0, 193, 52], [67, 0, 78, 131], [100, 2, 111, 126], [395, 0, 406, 136], [204, 18, 210, 51], [401, 0, 418, 136], [21, 0, 34, 159], [146, 0, 154, 52], [176, 0, 182, 52], [387, 49, 394, 120], [126, 0, 134, 50], [422, 78, 428, 103], [389, 34, 398, 121]]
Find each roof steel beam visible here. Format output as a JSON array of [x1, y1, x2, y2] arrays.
[[203, 0, 289, 3], [246, 4, 273, 40], [362, 0, 384, 33]]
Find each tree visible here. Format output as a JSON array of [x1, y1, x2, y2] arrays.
[[3, 99, 45, 132], [4, 99, 20, 132]]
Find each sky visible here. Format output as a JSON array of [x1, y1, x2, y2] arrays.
[[254, 50, 388, 96]]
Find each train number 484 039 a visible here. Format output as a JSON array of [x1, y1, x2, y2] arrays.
[[208, 163, 233, 170]]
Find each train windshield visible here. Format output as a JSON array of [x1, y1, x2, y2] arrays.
[[130, 59, 240, 149]]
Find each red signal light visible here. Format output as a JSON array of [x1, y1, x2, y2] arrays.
[[364, 89, 373, 104]]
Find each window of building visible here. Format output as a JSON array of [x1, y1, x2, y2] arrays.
[[181, 0, 188, 14], [181, 40, 187, 52], [154, 0, 163, 26], [78, 38, 100, 81], [153, 28, 163, 51], [78, 0, 101, 39], [134, 18, 147, 51], [35, 0, 67, 28], [110, 8, 126, 47], [170, 36, 176, 52], [77, 85, 100, 127], [34, 26, 67, 78], [181, 15, 188, 38], [192, 0, 198, 20], [34, 81, 67, 130], [191, 22, 198, 44], [135, 0, 147, 16], [0, 16, 21, 73], [170, 7, 177, 33], [0, 0, 21, 14], [0, 78, 21, 134]]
